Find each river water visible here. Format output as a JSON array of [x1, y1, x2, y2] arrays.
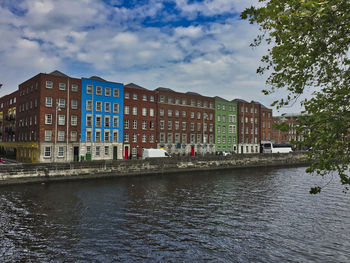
[[1, 166, 349, 262]]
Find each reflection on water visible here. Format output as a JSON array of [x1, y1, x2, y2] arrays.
[[1, 167, 350, 262]]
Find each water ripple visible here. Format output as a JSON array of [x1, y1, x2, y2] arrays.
[[1, 167, 350, 262]]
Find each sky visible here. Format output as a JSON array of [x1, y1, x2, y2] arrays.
[[0, 0, 301, 115]]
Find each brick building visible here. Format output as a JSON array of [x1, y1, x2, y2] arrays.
[[260, 104, 273, 142], [234, 99, 261, 154], [156, 88, 215, 155], [123, 83, 157, 159], [272, 114, 299, 143], [16, 70, 81, 162]]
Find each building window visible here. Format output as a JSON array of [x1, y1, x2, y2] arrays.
[[44, 146, 51, 157], [105, 87, 111, 96], [150, 121, 154, 130], [175, 110, 179, 118], [150, 95, 154, 102], [167, 133, 173, 143], [58, 146, 64, 157], [86, 115, 92, 127], [113, 89, 119, 97], [96, 116, 102, 127], [59, 83, 66, 90], [182, 122, 186, 131], [142, 94, 147, 101], [160, 109, 164, 116], [124, 133, 129, 142], [96, 101, 102, 112], [150, 134, 154, 143], [160, 133, 165, 143], [168, 110, 173, 117], [58, 131, 65, 141], [142, 134, 147, 143], [71, 100, 78, 109], [168, 121, 172, 130], [160, 95, 165, 103], [87, 85, 93, 94], [104, 131, 110, 142], [46, 81, 53, 89], [142, 120, 147, 130], [58, 115, 65, 125], [45, 114, 52, 125], [124, 119, 129, 129], [132, 133, 137, 143], [132, 120, 137, 129], [104, 146, 109, 155], [150, 108, 154, 117], [71, 131, 77, 141], [142, 108, 147, 116], [45, 130, 52, 141], [105, 116, 110, 128], [96, 146, 100, 156], [86, 100, 92, 111], [132, 107, 137, 115], [105, 102, 111, 112], [72, 84, 78, 92], [182, 111, 186, 118], [160, 120, 164, 130], [45, 97, 52, 107], [133, 93, 138, 100], [59, 98, 65, 108], [96, 86, 102, 95], [125, 106, 129, 115], [125, 91, 129, 99], [197, 112, 201, 120], [86, 131, 92, 142], [113, 116, 119, 128], [96, 131, 101, 142], [168, 96, 173, 104]]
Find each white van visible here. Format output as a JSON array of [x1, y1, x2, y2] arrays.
[[142, 149, 171, 159]]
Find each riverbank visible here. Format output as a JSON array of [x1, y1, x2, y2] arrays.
[[0, 152, 308, 185]]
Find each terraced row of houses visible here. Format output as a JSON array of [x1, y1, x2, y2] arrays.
[[0, 70, 298, 163]]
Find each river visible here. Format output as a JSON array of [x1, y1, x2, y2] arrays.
[[1, 166, 349, 262]]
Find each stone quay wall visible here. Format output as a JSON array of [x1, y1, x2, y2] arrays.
[[0, 153, 308, 185]]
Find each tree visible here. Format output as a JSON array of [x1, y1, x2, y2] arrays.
[[241, 0, 350, 193]]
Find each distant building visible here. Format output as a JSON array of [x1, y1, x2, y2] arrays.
[[156, 88, 215, 156], [234, 99, 261, 153], [260, 104, 273, 142], [16, 70, 82, 163], [214, 97, 238, 153], [272, 114, 299, 143], [123, 83, 157, 159], [80, 77, 124, 160]]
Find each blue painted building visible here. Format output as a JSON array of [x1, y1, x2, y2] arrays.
[[80, 77, 124, 160]]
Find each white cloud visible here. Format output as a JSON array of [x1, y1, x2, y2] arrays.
[[0, 0, 301, 114]]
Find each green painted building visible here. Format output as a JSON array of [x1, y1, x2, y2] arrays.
[[215, 97, 238, 153]]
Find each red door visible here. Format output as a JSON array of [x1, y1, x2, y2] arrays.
[[191, 146, 195, 157], [124, 146, 129, 160]]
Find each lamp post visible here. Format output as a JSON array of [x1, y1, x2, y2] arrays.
[[54, 99, 61, 162]]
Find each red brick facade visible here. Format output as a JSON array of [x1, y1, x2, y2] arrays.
[[156, 88, 215, 155], [234, 99, 261, 153], [123, 83, 157, 158], [260, 106, 273, 142]]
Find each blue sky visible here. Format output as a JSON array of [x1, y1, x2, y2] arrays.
[[0, 0, 300, 114]]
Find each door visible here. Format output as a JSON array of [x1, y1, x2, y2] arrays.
[[74, 147, 79, 162], [191, 146, 195, 156], [124, 146, 129, 160], [113, 146, 118, 160], [241, 146, 244, 154]]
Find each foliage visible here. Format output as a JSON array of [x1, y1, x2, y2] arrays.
[[241, 0, 350, 192]]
